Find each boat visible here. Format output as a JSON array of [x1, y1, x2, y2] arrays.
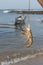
[[3, 10, 9, 13], [37, 0, 43, 7]]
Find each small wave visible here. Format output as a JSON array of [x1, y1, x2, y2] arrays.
[[0, 24, 15, 29], [1, 52, 43, 65], [30, 17, 41, 21]]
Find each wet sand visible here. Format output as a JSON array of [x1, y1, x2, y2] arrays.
[[14, 55, 43, 65]]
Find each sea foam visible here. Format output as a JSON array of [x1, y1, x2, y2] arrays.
[[1, 52, 43, 65]]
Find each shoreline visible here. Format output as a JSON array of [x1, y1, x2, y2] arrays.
[[0, 9, 43, 14], [14, 55, 43, 65], [0, 54, 43, 65], [0, 49, 43, 64]]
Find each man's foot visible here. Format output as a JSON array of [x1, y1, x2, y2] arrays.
[[25, 45, 31, 48], [24, 43, 32, 48]]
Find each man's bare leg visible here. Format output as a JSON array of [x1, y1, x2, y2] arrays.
[[25, 30, 33, 48], [24, 24, 33, 48], [26, 34, 33, 47]]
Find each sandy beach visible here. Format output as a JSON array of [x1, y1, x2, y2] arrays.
[[14, 55, 43, 65]]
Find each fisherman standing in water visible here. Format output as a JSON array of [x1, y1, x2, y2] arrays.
[[15, 14, 33, 48]]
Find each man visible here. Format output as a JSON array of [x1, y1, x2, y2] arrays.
[[15, 15, 33, 48]]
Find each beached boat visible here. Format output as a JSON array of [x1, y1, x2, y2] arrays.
[[3, 10, 9, 13]]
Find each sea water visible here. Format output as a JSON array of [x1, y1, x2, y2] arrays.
[[0, 10, 43, 65]]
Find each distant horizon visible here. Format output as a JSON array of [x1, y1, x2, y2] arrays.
[[0, 9, 43, 11]]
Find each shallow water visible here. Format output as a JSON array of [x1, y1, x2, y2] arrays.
[[0, 10, 43, 65]]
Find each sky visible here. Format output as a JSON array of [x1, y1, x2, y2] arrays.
[[0, 0, 43, 10]]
